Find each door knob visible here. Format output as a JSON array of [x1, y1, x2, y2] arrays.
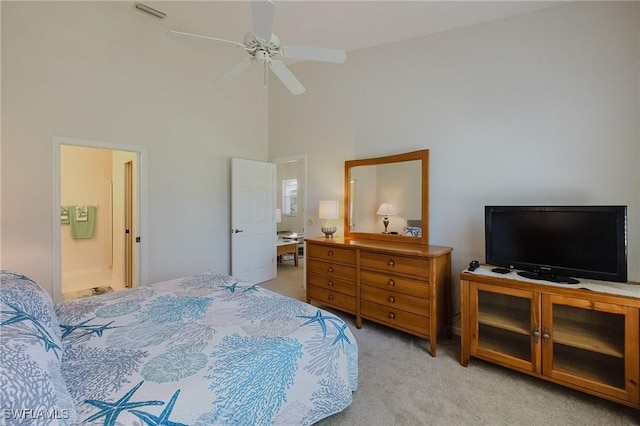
[[232, 228, 244, 234], [542, 326, 550, 344], [532, 324, 540, 343]]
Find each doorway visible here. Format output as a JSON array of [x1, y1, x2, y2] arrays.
[[53, 137, 144, 302], [272, 154, 307, 279]]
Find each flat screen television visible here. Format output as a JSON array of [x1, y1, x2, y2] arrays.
[[485, 205, 627, 284]]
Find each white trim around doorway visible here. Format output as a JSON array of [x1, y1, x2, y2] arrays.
[[51, 136, 148, 303]]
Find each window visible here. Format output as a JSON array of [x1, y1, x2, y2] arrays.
[[282, 178, 297, 215]]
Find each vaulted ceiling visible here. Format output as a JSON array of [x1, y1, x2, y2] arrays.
[[138, 1, 567, 53]]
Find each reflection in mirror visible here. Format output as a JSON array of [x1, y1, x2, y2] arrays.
[[344, 149, 428, 245], [349, 178, 357, 228], [349, 160, 421, 235]]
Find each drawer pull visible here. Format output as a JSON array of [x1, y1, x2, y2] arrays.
[[328, 266, 334, 273], [387, 259, 395, 267], [387, 279, 395, 287], [328, 280, 334, 287], [388, 296, 395, 303], [328, 250, 334, 257], [328, 294, 334, 300], [388, 312, 396, 319]]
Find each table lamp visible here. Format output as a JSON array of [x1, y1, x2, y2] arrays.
[[376, 203, 396, 234], [319, 200, 339, 238]]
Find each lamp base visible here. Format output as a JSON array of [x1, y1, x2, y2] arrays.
[[321, 226, 337, 238]]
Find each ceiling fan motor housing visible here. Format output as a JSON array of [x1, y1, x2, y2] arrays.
[[244, 32, 280, 59]]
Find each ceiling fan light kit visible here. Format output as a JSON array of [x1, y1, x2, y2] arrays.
[[169, 0, 347, 95]]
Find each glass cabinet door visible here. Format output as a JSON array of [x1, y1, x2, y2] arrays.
[[470, 283, 541, 374], [542, 295, 640, 404]]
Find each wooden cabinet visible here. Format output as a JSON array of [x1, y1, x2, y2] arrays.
[[461, 267, 640, 408], [306, 237, 452, 356]]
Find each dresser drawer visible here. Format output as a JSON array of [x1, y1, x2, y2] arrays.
[[308, 273, 356, 297], [307, 259, 357, 281], [308, 285, 356, 313], [361, 300, 429, 336], [308, 244, 356, 264], [360, 251, 430, 277], [360, 270, 430, 299], [361, 285, 429, 317]]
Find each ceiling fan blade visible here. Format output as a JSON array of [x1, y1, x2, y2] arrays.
[[251, 0, 275, 42], [218, 58, 255, 84], [280, 45, 347, 64], [269, 60, 305, 95], [169, 30, 245, 49]]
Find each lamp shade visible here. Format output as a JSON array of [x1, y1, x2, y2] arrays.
[[376, 203, 396, 216], [319, 200, 339, 220]]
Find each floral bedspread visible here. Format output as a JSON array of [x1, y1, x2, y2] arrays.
[[55, 273, 358, 425]]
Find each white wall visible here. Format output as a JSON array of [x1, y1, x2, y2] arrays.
[[1, 1, 268, 297], [269, 0, 640, 302]]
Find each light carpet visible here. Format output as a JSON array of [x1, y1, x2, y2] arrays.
[[262, 260, 640, 425]]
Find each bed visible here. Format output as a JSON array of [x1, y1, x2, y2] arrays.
[[0, 270, 358, 425]]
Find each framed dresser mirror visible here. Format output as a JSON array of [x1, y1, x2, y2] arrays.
[[344, 149, 429, 245]]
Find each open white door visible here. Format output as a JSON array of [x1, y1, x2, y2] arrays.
[[231, 158, 276, 283]]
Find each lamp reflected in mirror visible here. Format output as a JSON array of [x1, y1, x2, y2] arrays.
[[376, 203, 396, 234], [319, 200, 339, 238], [344, 149, 429, 244]]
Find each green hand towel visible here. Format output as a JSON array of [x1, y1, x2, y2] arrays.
[[61, 206, 70, 224], [69, 205, 96, 239]]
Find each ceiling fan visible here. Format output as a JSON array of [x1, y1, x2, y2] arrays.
[[170, 0, 347, 95]]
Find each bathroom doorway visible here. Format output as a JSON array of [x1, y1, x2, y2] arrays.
[[57, 144, 138, 300]]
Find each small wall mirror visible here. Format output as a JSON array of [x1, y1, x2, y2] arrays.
[[344, 149, 429, 245]]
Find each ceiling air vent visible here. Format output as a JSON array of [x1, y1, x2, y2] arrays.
[[135, 3, 166, 20]]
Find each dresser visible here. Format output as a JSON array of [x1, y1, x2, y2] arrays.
[[306, 236, 453, 356]]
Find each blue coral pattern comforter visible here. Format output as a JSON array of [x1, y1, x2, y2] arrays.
[[55, 273, 358, 425]]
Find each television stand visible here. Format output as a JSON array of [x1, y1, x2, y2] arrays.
[[517, 270, 579, 285], [460, 268, 640, 409]]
